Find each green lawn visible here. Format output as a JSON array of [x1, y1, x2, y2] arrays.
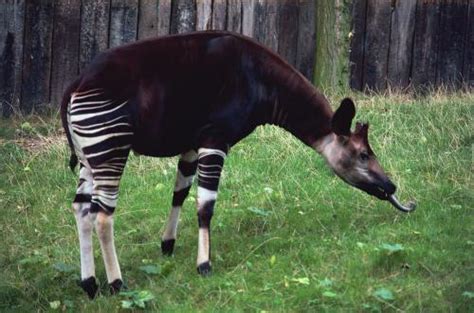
[[0, 92, 472, 312]]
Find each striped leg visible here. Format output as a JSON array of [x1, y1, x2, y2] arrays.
[[69, 88, 133, 295], [161, 150, 198, 255], [73, 165, 98, 299], [90, 155, 129, 294], [196, 147, 227, 275]]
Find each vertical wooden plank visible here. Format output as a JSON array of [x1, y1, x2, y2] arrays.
[[138, 0, 159, 39], [171, 0, 196, 34], [80, 0, 110, 70], [0, 0, 25, 117], [463, 1, 473, 87], [227, 0, 242, 33], [362, 0, 391, 91], [242, 0, 256, 37], [349, 0, 368, 91], [212, 0, 227, 30], [411, 0, 440, 90], [436, 0, 469, 89], [21, 0, 54, 113], [277, 0, 298, 67], [296, 0, 316, 80], [196, 0, 212, 31], [110, 0, 139, 47], [50, 0, 81, 107], [157, 0, 172, 36], [254, 0, 278, 52], [387, 0, 417, 89]]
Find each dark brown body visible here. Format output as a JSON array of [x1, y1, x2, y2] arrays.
[[66, 31, 332, 157]]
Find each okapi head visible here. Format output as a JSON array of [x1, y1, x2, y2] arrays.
[[317, 98, 415, 212]]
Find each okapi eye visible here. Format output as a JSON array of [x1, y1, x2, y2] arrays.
[[360, 152, 369, 161]]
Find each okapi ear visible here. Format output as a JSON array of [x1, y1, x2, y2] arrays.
[[332, 98, 356, 136]]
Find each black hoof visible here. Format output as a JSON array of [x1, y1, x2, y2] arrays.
[[197, 262, 212, 276], [80, 276, 99, 299], [161, 239, 175, 256], [109, 279, 123, 295]]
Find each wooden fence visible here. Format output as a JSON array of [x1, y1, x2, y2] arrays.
[[350, 0, 473, 92], [0, 0, 316, 117]]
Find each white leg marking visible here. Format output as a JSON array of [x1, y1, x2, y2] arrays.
[[174, 170, 194, 192], [197, 228, 210, 265], [196, 186, 217, 266], [197, 186, 217, 205], [74, 203, 95, 280], [95, 212, 122, 283], [162, 206, 181, 241]]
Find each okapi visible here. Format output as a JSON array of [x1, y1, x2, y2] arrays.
[[61, 31, 415, 298]]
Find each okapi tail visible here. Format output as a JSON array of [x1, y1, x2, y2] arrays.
[[60, 78, 81, 172]]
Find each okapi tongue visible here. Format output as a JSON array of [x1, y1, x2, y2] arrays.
[[388, 194, 416, 213]]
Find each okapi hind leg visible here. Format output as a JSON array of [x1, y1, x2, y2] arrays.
[[90, 153, 130, 295], [196, 146, 227, 275], [161, 150, 198, 256], [73, 165, 99, 299]]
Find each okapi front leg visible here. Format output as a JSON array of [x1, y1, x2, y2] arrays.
[[196, 147, 227, 275], [73, 166, 99, 299], [162, 150, 198, 255]]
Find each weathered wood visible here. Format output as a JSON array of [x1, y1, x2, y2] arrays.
[[80, 0, 110, 70], [296, 0, 316, 80], [463, 1, 473, 87], [110, 0, 139, 47], [362, 0, 391, 91], [50, 0, 81, 107], [242, 0, 256, 37], [411, 0, 440, 90], [227, 0, 242, 33], [0, 0, 25, 117], [171, 0, 196, 34], [349, 0, 368, 91], [277, 1, 298, 67], [138, 0, 159, 39], [387, 0, 417, 89], [21, 0, 54, 113], [157, 0, 172, 36], [254, 0, 278, 52], [212, 0, 227, 30], [196, 0, 213, 31], [436, 0, 469, 89]]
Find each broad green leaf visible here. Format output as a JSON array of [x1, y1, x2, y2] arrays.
[[49, 301, 61, 309], [139, 264, 161, 275], [380, 243, 404, 253], [373, 288, 395, 301], [270, 255, 276, 267], [462, 291, 474, 299], [247, 207, 271, 216], [121, 300, 134, 309], [322, 291, 337, 298], [291, 277, 310, 285]]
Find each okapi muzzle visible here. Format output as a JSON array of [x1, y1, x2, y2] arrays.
[[318, 99, 416, 213]]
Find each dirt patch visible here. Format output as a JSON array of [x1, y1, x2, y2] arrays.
[[3, 132, 66, 154]]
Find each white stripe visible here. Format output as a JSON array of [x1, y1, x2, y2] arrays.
[[86, 145, 131, 158], [198, 148, 227, 159], [72, 122, 131, 135], [70, 101, 128, 122], [71, 116, 128, 130]]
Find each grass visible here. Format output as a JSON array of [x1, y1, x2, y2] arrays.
[[0, 92, 473, 312]]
